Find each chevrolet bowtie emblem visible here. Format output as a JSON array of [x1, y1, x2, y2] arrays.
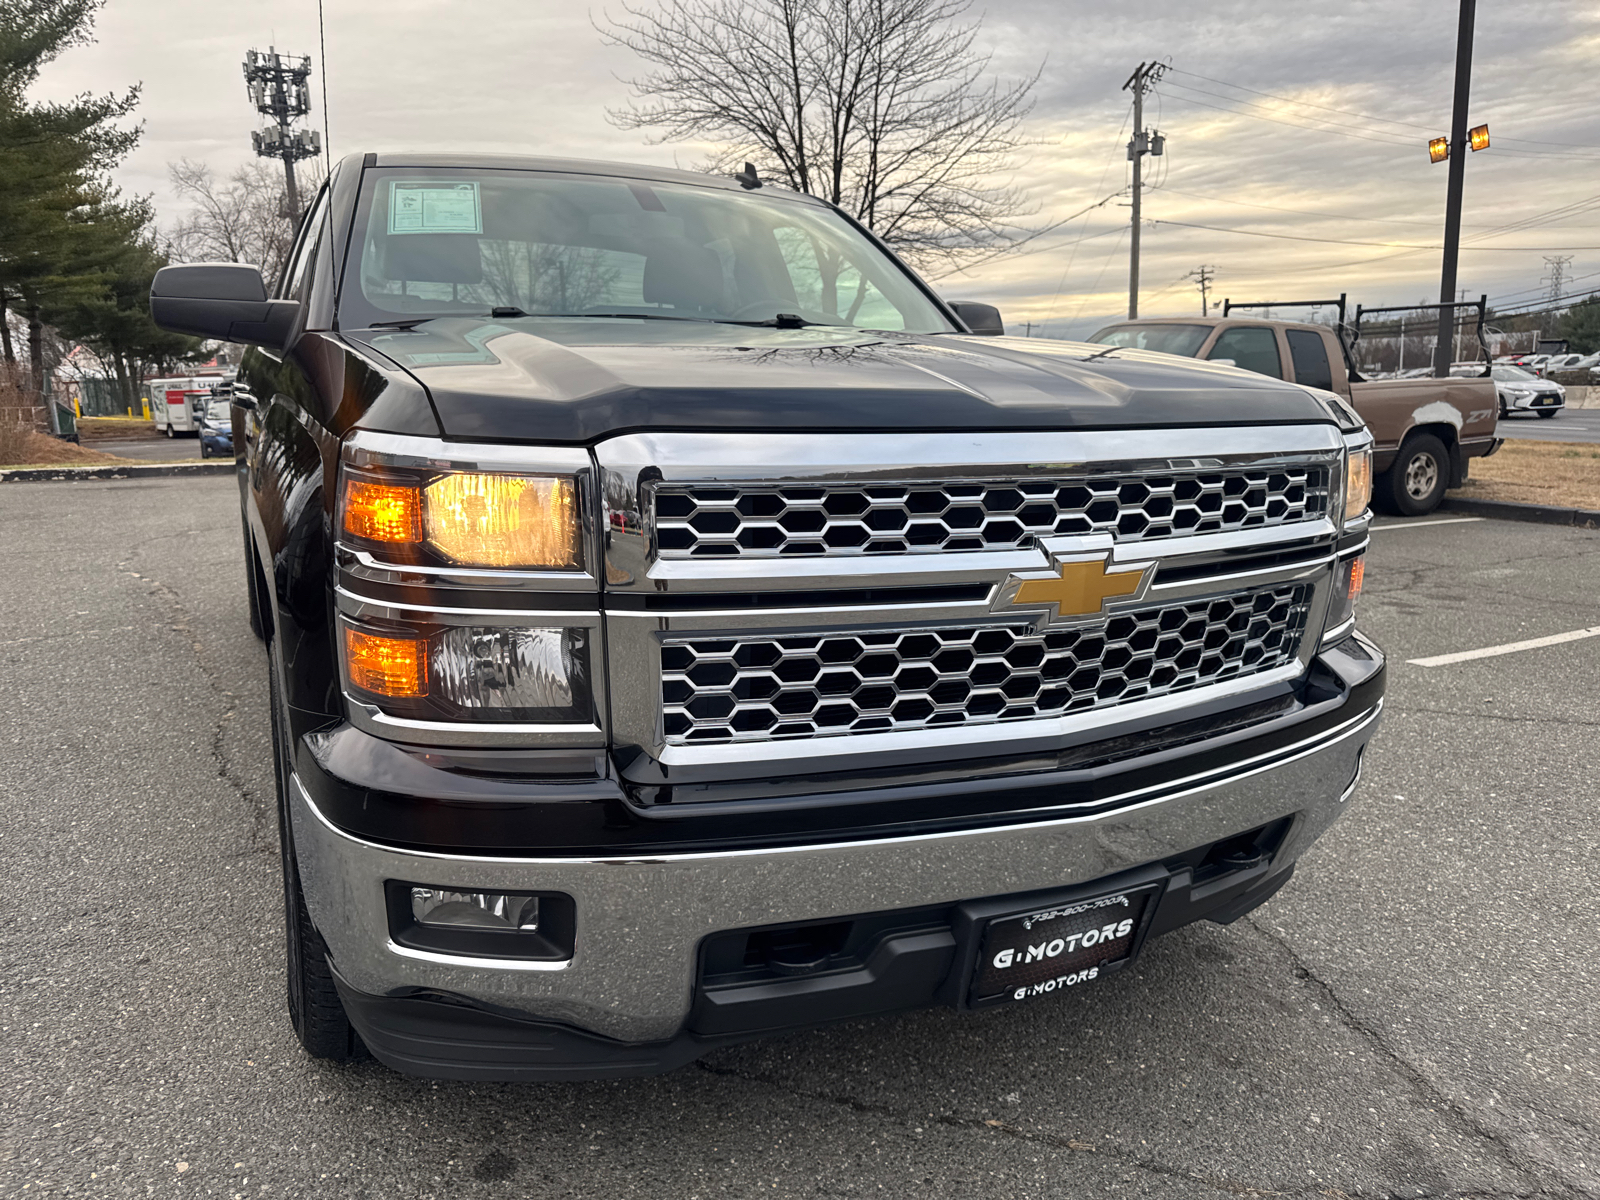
[[1000, 555, 1152, 622]]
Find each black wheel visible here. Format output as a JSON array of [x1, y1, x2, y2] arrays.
[[1380, 433, 1449, 517], [200, 442, 211, 458], [1536, 407, 1559, 419], [242, 515, 267, 641], [164, 423, 174, 438], [268, 652, 363, 1062]]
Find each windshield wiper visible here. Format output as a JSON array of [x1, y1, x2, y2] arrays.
[[716, 313, 838, 329], [366, 316, 442, 329]]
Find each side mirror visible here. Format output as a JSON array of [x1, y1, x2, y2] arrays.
[[231, 394, 258, 411], [946, 300, 1005, 337], [149, 263, 300, 349]]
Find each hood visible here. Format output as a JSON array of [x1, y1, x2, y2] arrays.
[[345, 318, 1334, 444]]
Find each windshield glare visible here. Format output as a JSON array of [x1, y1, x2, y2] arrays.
[[343, 170, 952, 334], [1492, 365, 1536, 382], [1087, 323, 1212, 357]]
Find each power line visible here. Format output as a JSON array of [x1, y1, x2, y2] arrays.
[[1040, 102, 1132, 327], [1165, 65, 1600, 152], [1147, 218, 1600, 252]]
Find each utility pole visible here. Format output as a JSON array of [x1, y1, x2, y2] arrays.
[[1186, 265, 1217, 316], [1123, 61, 1167, 319], [1431, 0, 1476, 377], [1021, 321, 1035, 338], [243, 47, 322, 230]]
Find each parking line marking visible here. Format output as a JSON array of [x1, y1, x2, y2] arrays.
[[1408, 626, 1600, 668], [1370, 517, 1485, 532]]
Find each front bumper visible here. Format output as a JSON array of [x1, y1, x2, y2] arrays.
[[1505, 391, 1564, 413], [291, 637, 1383, 1076]]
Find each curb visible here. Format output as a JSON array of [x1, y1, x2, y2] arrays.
[[1440, 495, 1600, 529], [0, 461, 234, 484]]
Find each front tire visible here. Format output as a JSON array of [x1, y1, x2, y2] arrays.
[[1381, 433, 1449, 517], [269, 651, 363, 1062]]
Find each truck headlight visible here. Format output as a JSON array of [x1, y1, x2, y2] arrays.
[[1344, 448, 1371, 522], [341, 619, 594, 723], [1325, 555, 1365, 636], [340, 469, 580, 569]]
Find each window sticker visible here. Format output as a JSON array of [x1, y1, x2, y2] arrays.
[[388, 181, 482, 235]]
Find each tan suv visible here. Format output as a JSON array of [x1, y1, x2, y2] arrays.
[[1089, 317, 1500, 516]]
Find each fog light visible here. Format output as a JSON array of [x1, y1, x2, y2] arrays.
[[411, 888, 540, 932]]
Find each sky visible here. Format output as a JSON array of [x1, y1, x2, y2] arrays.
[[28, 0, 1600, 340]]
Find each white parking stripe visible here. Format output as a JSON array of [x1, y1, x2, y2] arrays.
[[1370, 517, 1485, 532], [1408, 626, 1600, 668]]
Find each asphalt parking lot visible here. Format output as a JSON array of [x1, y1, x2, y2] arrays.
[[1497, 406, 1600, 445], [2, 478, 1596, 1199]]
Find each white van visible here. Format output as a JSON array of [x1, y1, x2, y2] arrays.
[[148, 374, 234, 436]]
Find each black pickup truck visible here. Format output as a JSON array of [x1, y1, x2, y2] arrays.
[[149, 152, 1383, 1081]]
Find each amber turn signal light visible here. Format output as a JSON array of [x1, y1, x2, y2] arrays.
[[343, 478, 422, 543], [1348, 556, 1365, 602], [344, 627, 428, 697]]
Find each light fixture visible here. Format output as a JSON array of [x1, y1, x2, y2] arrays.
[[1428, 137, 1449, 164], [1469, 124, 1490, 151]]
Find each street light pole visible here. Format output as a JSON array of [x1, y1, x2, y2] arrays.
[[1432, 0, 1476, 377]]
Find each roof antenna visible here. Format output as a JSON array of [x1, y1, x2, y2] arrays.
[[734, 162, 761, 190]]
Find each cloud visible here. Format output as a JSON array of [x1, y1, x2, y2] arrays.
[[27, 0, 1600, 338]]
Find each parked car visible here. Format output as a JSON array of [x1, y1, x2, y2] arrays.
[[197, 398, 234, 457], [1087, 316, 1499, 516], [1476, 364, 1565, 418], [148, 151, 1383, 1082]]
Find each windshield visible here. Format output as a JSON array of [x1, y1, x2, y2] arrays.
[[340, 168, 953, 334], [1087, 323, 1212, 357], [205, 401, 231, 420], [1492, 365, 1536, 383]]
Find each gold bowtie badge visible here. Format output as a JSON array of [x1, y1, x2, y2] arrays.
[[1004, 555, 1151, 620]]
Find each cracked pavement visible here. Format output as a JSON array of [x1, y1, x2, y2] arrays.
[[1, 479, 1596, 1198]]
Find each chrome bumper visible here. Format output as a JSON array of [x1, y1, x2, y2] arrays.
[[291, 697, 1380, 1044]]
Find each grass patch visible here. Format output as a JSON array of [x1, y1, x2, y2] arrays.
[[0, 426, 141, 468], [1452, 438, 1600, 509]]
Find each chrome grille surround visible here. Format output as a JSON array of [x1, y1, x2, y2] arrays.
[[661, 583, 1312, 745], [596, 428, 1348, 780], [654, 467, 1330, 558]]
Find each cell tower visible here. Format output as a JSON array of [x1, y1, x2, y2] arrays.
[[243, 47, 321, 227]]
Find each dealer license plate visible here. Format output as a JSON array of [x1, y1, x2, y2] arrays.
[[971, 888, 1153, 1004]]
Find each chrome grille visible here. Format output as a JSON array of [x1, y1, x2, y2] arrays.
[[660, 583, 1312, 744], [653, 467, 1330, 558]]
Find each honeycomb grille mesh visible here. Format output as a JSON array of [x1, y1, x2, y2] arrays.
[[661, 583, 1313, 745], [654, 467, 1329, 558]]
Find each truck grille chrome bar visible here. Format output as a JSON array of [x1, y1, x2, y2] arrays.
[[661, 582, 1312, 745], [654, 467, 1330, 559]]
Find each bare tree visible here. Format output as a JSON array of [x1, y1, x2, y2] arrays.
[[600, 0, 1038, 270], [167, 159, 325, 286]]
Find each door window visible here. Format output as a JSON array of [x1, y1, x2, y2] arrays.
[[279, 187, 331, 301], [1207, 327, 1282, 378], [1286, 329, 1334, 390]]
